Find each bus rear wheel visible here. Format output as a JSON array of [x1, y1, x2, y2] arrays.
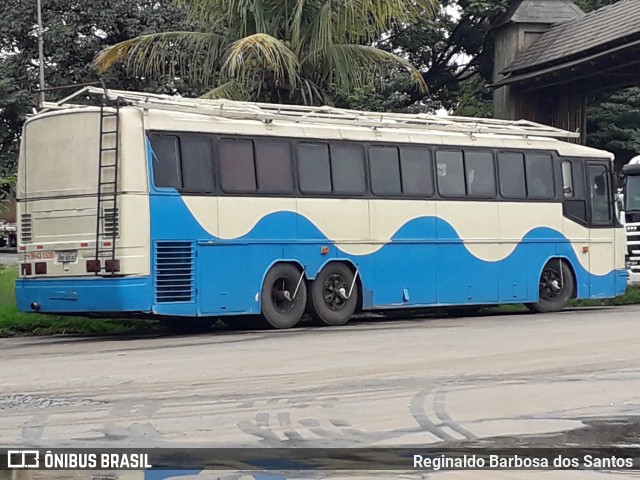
[[308, 263, 358, 326], [526, 260, 574, 313], [261, 264, 307, 329]]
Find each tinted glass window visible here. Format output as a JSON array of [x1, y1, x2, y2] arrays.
[[465, 152, 496, 198], [436, 150, 465, 197], [498, 152, 526, 199], [255, 140, 293, 193], [331, 144, 366, 194], [298, 143, 331, 193], [588, 164, 612, 225], [369, 146, 401, 195], [219, 138, 256, 192], [526, 154, 554, 199], [562, 161, 574, 198], [180, 136, 214, 192], [150, 135, 181, 189], [400, 147, 433, 196]]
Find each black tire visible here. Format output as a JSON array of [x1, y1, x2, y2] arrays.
[[308, 263, 358, 326], [261, 263, 307, 329], [526, 260, 574, 313]]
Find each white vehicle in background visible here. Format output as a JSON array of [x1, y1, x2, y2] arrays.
[[622, 155, 640, 286]]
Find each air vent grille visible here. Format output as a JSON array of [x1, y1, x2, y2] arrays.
[[102, 207, 119, 237], [155, 241, 194, 303], [20, 214, 32, 243]]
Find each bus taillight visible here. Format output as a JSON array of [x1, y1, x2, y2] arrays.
[[86, 260, 101, 272], [105, 260, 120, 273]]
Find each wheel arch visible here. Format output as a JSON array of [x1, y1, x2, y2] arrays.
[[259, 260, 306, 302], [539, 256, 578, 299]]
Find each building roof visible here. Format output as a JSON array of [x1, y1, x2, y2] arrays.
[[504, 0, 640, 74], [492, 0, 583, 30]]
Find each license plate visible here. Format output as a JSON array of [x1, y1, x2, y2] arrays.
[[57, 251, 78, 263], [25, 251, 55, 260]]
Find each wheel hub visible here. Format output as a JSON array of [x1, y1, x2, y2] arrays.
[[323, 274, 348, 311]]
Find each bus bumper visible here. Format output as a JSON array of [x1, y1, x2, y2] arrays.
[[15, 277, 153, 314]]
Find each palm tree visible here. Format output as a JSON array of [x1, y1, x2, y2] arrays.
[[93, 0, 435, 104]]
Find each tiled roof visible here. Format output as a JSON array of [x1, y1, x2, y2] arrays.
[[492, 0, 583, 29], [504, 0, 640, 74]]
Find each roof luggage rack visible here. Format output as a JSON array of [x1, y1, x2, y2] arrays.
[[40, 85, 581, 139]]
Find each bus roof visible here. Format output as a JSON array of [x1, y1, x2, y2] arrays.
[[37, 86, 614, 160]]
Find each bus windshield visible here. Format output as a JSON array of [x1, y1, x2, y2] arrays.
[[626, 175, 640, 212]]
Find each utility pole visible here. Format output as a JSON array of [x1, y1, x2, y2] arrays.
[[36, 0, 45, 106]]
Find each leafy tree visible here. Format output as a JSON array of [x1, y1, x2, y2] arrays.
[[330, 0, 509, 115], [587, 88, 640, 171], [93, 0, 436, 105], [0, 0, 189, 198]]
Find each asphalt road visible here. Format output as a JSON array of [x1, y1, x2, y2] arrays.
[[1, 306, 640, 479]]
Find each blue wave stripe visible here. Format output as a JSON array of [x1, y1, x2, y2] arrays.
[[150, 196, 626, 314]]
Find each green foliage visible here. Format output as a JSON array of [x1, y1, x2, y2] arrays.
[[94, 0, 436, 105], [337, 0, 510, 113], [586, 88, 640, 171], [0, 0, 190, 186]]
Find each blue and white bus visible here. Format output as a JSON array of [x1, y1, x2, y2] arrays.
[[15, 88, 628, 328]]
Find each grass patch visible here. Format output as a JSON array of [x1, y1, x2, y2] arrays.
[[488, 287, 640, 313], [0, 267, 158, 337], [571, 287, 640, 307]]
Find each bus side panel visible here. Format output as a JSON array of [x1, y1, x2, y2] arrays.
[[367, 200, 437, 306], [153, 194, 626, 316], [435, 202, 501, 305]]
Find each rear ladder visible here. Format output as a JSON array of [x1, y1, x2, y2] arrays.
[[94, 101, 120, 274]]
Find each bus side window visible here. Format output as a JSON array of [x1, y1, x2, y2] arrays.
[[525, 154, 554, 199], [180, 135, 214, 193], [436, 150, 465, 197], [219, 138, 257, 193], [297, 143, 331, 194], [369, 146, 401, 196], [588, 164, 612, 225], [465, 151, 496, 198], [149, 134, 182, 189], [562, 161, 573, 197], [330, 143, 366, 194], [400, 147, 433, 197], [255, 140, 294, 194], [498, 152, 526, 199]]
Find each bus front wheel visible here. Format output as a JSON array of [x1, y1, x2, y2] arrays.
[[261, 264, 307, 329], [526, 260, 574, 313], [308, 263, 358, 326]]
